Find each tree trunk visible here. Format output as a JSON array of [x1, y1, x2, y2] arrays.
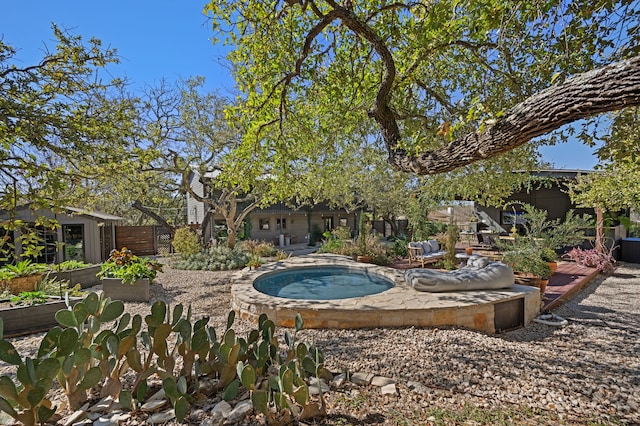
[[386, 56, 640, 174], [595, 207, 605, 254]]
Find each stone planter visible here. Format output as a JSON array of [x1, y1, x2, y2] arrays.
[[101, 278, 150, 302], [0, 296, 81, 337], [49, 265, 102, 289]]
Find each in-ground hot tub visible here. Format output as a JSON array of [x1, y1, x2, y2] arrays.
[[231, 254, 541, 332], [253, 266, 394, 300]]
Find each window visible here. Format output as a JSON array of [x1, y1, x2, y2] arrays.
[[276, 218, 287, 230], [259, 219, 270, 230], [339, 218, 348, 227], [63, 224, 85, 261], [323, 217, 334, 231]]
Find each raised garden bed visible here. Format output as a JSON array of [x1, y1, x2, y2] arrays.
[[0, 296, 82, 337], [101, 278, 150, 302], [49, 264, 102, 288]]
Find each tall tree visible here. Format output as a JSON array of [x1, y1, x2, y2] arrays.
[[0, 26, 136, 257], [204, 0, 639, 178]]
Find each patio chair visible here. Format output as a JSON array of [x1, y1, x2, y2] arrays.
[[407, 240, 446, 267]]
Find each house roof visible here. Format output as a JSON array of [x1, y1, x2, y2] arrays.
[[64, 207, 125, 221]]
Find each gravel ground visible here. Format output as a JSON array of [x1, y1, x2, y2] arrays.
[[1, 260, 639, 425]]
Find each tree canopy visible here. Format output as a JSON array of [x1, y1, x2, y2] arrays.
[[203, 0, 640, 179]]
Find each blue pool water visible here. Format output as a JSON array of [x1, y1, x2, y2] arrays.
[[253, 267, 394, 300]]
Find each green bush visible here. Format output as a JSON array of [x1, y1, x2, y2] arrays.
[[171, 226, 201, 259], [173, 245, 251, 271], [238, 239, 278, 257]]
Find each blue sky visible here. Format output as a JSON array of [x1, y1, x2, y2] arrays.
[[1, 1, 600, 170]]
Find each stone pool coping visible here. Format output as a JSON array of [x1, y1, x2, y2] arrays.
[[231, 254, 540, 333]]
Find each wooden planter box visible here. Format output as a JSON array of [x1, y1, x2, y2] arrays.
[[49, 265, 102, 289], [0, 296, 82, 337], [101, 278, 150, 302]]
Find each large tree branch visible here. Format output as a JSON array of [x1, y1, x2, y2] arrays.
[[131, 200, 175, 236], [389, 56, 640, 174]]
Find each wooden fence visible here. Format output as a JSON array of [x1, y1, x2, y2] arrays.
[[115, 225, 172, 256]]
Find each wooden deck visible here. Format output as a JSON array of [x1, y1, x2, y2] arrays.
[[542, 261, 599, 311]]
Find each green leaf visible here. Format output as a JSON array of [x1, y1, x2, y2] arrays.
[[162, 377, 178, 399], [0, 396, 18, 418], [83, 292, 100, 315], [226, 310, 235, 330], [172, 304, 183, 326], [55, 309, 78, 328], [294, 313, 304, 331], [302, 357, 316, 375], [119, 390, 133, 410], [58, 328, 79, 357], [239, 364, 256, 390], [223, 329, 235, 347], [282, 368, 294, 395], [35, 358, 60, 380], [293, 384, 309, 406], [100, 300, 125, 323], [0, 341, 22, 365], [78, 367, 102, 391], [251, 390, 268, 415], [37, 404, 56, 423], [38, 327, 62, 358], [26, 385, 47, 409], [222, 379, 239, 401], [177, 376, 187, 395], [175, 396, 189, 422], [0, 376, 19, 401]]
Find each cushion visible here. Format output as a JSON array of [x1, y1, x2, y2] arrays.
[[408, 242, 423, 252], [428, 239, 439, 252], [421, 241, 432, 254], [467, 255, 490, 268], [405, 262, 514, 292]]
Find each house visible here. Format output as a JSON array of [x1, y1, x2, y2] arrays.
[[186, 171, 357, 246], [1, 205, 123, 264]]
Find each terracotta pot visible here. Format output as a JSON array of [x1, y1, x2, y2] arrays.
[[547, 261, 558, 274], [539, 279, 549, 295], [465, 247, 474, 255], [356, 255, 371, 263]]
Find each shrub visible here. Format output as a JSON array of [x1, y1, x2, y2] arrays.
[[50, 260, 91, 271], [172, 226, 201, 259], [173, 245, 251, 271], [563, 247, 616, 273], [238, 239, 278, 257]]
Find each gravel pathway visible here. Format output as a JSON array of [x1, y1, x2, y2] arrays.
[[1, 261, 639, 425]]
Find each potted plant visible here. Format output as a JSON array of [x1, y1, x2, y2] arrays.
[[501, 248, 551, 291], [0, 260, 48, 294], [540, 248, 559, 274], [97, 247, 163, 302]]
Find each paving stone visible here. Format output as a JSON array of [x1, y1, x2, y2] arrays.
[[371, 376, 397, 387], [351, 372, 374, 385]]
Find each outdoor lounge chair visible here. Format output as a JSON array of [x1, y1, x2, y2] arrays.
[[405, 256, 514, 292], [407, 240, 446, 267]]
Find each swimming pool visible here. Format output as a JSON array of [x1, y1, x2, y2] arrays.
[[253, 266, 394, 300]]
